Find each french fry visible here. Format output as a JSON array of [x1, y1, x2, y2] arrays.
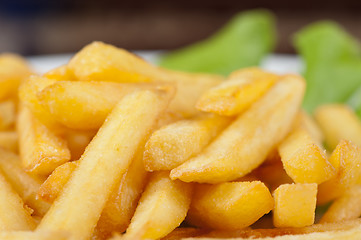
[[171, 74, 305, 183], [273, 183, 317, 228], [17, 105, 71, 175], [123, 171, 193, 240], [187, 181, 273, 230], [0, 131, 18, 152], [278, 128, 335, 184], [0, 171, 36, 230], [43, 65, 76, 81], [144, 113, 232, 171], [194, 219, 361, 239], [0, 148, 50, 216], [68, 41, 223, 116], [314, 104, 361, 150], [318, 140, 361, 204], [38, 81, 164, 129], [0, 100, 16, 130], [37, 161, 79, 203], [37, 89, 172, 240], [0, 53, 32, 100], [320, 185, 361, 223], [18, 76, 60, 130], [0, 231, 70, 240], [196, 68, 278, 116]]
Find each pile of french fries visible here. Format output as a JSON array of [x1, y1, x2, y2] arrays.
[[1, 42, 361, 240]]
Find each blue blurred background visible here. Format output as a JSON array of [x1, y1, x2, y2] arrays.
[[1, 0, 361, 55]]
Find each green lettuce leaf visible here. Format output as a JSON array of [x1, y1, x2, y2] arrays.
[[294, 21, 361, 113], [158, 10, 276, 76]]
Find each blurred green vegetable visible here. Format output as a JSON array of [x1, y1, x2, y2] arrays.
[[294, 21, 361, 113], [158, 10, 276, 76]]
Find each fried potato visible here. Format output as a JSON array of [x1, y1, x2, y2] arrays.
[[0, 231, 70, 240], [37, 90, 172, 240], [171, 74, 305, 183], [278, 128, 334, 184], [314, 104, 361, 150], [123, 171, 193, 240], [18, 76, 60, 130], [0, 148, 50, 216], [43, 65, 76, 81], [68, 41, 223, 116], [320, 185, 361, 223], [37, 161, 79, 203], [273, 183, 317, 228], [144, 113, 232, 171], [0, 131, 18, 152], [0, 100, 16, 130], [187, 181, 273, 230], [196, 68, 278, 116], [17, 105, 71, 175], [38, 81, 166, 129], [318, 140, 361, 204], [0, 171, 36, 230], [0, 53, 32, 100]]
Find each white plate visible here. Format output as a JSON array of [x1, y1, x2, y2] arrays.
[[27, 52, 303, 75]]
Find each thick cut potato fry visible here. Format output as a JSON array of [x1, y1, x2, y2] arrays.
[[0, 171, 36, 230], [0, 100, 16, 130], [191, 219, 361, 240], [123, 171, 193, 240], [144, 114, 232, 171], [187, 181, 273, 230], [17, 105, 71, 175], [0, 53, 32, 100], [320, 185, 361, 223], [18, 76, 60, 130], [314, 104, 361, 150], [0, 148, 50, 216], [37, 90, 171, 240], [37, 161, 79, 203], [68, 41, 222, 116], [296, 111, 324, 144], [196, 68, 278, 116], [43, 65, 76, 81], [278, 128, 334, 184], [318, 140, 361, 204], [273, 183, 317, 228], [0, 131, 18, 152], [0, 231, 69, 240], [171, 74, 305, 183], [38, 81, 167, 129]]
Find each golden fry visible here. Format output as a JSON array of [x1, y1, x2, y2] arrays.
[[0, 100, 16, 130], [171, 74, 305, 183], [0, 131, 18, 152]]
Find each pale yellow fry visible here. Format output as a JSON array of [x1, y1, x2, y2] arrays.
[[144, 113, 232, 171], [18, 76, 60, 130], [37, 161, 79, 203], [196, 68, 278, 116], [320, 185, 361, 223], [171, 74, 305, 183], [123, 171, 193, 240], [0, 131, 18, 152], [318, 140, 361, 204], [67, 41, 222, 116], [0, 100, 16, 130], [38, 81, 164, 129], [44, 65, 76, 81], [0, 231, 70, 240], [273, 183, 317, 228], [37, 90, 171, 240], [187, 181, 273, 230], [0, 53, 32, 100], [0, 171, 36, 230], [0, 148, 50, 216], [17, 105, 71, 175], [278, 128, 335, 184], [314, 104, 361, 150]]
